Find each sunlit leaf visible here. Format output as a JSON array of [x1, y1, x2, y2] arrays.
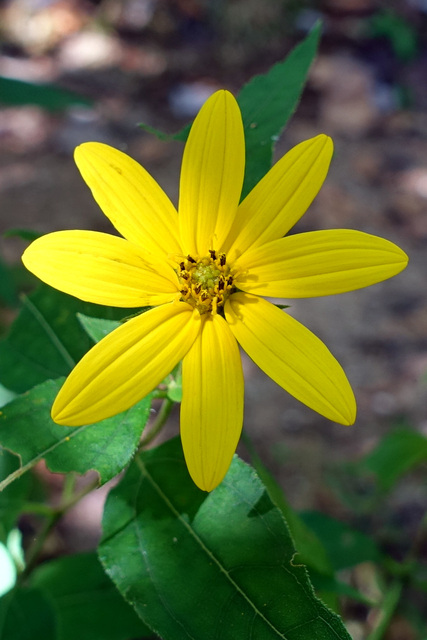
[[0, 379, 151, 488], [99, 437, 351, 640], [77, 314, 121, 343], [238, 22, 321, 197], [137, 24, 321, 199], [32, 552, 153, 640]]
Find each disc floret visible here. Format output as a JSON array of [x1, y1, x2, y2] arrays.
[[178, 250, 234, 315]]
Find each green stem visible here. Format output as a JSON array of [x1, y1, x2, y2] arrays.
[[20, 502, 56, 517], [138, 397, 174, 449], [366, 581, 402, 640], [20, 474, 99, 580]]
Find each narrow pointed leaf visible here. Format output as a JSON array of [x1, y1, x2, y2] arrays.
[[137, 24, 321, 202], [0, 76, 91, 112], [99, 437, 351, 640], [0, 379, 151, 489], [238, 22, 322, 197]]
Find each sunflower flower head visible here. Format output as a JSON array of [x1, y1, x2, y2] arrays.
[[22, 90, 408, 492]]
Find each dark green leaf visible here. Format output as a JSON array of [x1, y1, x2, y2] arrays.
[[241, 431, 331, 575], [138, 24, 321, 199], [300, 511, 380, 571], [0, 76, 91, 112], [308, 571, 374, 606], [361, 426, 427, 491], [0, 257, 19, 307], [0, 588, 57, 640], [32, 552, 154, 640], [99, 437, 351, 640], [0, 284, 128, 394], [3, 229, 43, 242], [0, 379, 151, 488], [237, 22, 321, 197], [0, 448, 31, 541]]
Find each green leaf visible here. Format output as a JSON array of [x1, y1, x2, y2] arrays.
[[238, 22, 322, 197], [308, 572, 374, 607], [0, 76, 91, 112], [77, 314, 121, 343], [300, 511, 381, 571], [0, 449, 31, 540], [0, 543, 16, 597], [99, 437, 351, 640], [32, 552, 153, 640], [0, 385, 16, 409], [361, 426, 427, 491], [241, 431, 332, 575], [138, 24, 321, 198], [3, 229, 43, 242], [0, 284, 128, 394], [0, 379, 151, 488], [0, 588, 57, 640], [0, 257, 19, 308]]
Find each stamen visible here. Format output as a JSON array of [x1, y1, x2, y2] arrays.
[[177, 251, 235, 314]]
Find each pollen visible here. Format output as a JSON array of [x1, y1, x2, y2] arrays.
[[178, 251, 234, 314]]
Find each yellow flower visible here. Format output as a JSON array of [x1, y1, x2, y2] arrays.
[[22, 90, 408, 491]]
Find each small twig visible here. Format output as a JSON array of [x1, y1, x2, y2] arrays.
[[366, 581, 402, 640], [138, 397, 174, 449], [20, 474, 99, 580]]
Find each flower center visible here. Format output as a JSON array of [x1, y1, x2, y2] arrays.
[[178, 250, 234, 315]]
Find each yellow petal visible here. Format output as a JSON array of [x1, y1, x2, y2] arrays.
[[224, 135, 333, 263], [235, 230, 409, 298], [52, 302, 200, 426], [74, 142, 182, 261], [181, 314, 244, 491], [22, 230, 180, 307], [178, 90, 245, 256], [225, 293, 356, 425]]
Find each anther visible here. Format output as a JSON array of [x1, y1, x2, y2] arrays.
[[209, 249, 217, 260], [219, 253, 226, 266], [187, 255, 196, 264]]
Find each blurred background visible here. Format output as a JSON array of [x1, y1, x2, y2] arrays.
[[1, 0, 427, 626]]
